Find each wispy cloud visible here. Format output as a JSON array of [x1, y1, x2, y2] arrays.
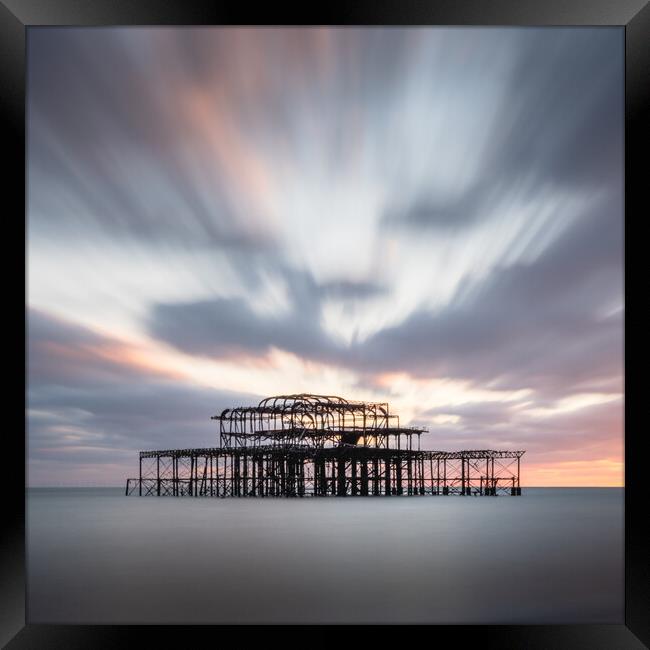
[[28, 27, 623, 485]]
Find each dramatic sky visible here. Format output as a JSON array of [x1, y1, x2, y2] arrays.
[[27, 27, 623, 486]]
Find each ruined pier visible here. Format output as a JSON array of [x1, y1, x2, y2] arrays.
[[126, 394, 524, 497]]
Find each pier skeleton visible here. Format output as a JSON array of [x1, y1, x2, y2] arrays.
[[126, 393, 524, 497]]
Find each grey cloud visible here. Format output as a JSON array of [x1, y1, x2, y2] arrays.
[[423, 401, 516, 428], [417, 399, 622, 461], [148, 295, 326, 360], [147, 267, 338, 362], [384, 28, 622, 232], [317, 280, 387, 301], [359, 192, 623, 395], [28, 29, 275, 251], [27, 28, 420, 251], [148, 191, 622, 403], [147, 267, 386, 362], [383, 189, 485, 232], [497, 29, 623, 192], [28, 308, 147, 385], [28, 309, 259, 482]]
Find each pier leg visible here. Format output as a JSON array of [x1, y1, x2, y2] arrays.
[[396, 459, 403, 495], [337, 458, 347, 496], [384, 459, 391, 495], [407, 457, 412, 495], [360, 461, 368, 496], [461, 456, 466, 495], [242, 455, 249, 497], [373, 459, 379, 495], [492, 458, 497, 497], [420, 458, 425, 495]]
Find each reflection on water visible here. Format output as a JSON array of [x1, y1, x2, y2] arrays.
[[27, 488, 623, 623]]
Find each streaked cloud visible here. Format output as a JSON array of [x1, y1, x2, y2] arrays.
[[28, 309, 259, 485], [28, 27, 623, 485]]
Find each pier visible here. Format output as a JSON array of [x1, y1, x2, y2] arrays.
[[126, 394, 524, 497]]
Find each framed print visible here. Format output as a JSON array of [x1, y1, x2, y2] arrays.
[[3, 0, 648, 647]]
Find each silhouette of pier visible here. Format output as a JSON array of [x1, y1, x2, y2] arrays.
[[126, 394, 524, 497]]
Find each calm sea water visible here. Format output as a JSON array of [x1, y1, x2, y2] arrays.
[[27, 487, 623, 624]]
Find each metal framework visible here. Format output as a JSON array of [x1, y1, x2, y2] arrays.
[[126, 393, 524, 497]]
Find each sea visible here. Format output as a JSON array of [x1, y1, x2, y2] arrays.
[[26, 487, 623, 624]]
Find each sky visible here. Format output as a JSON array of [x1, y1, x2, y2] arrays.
[[27, 27, 624, 487]]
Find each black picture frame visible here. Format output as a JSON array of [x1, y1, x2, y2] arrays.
[[4, 1, 647, 646]]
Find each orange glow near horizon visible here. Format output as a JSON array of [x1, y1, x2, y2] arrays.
[[522, 459, 624, 487]]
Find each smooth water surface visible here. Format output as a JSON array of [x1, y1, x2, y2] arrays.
[[27, 488, 623, 623]]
